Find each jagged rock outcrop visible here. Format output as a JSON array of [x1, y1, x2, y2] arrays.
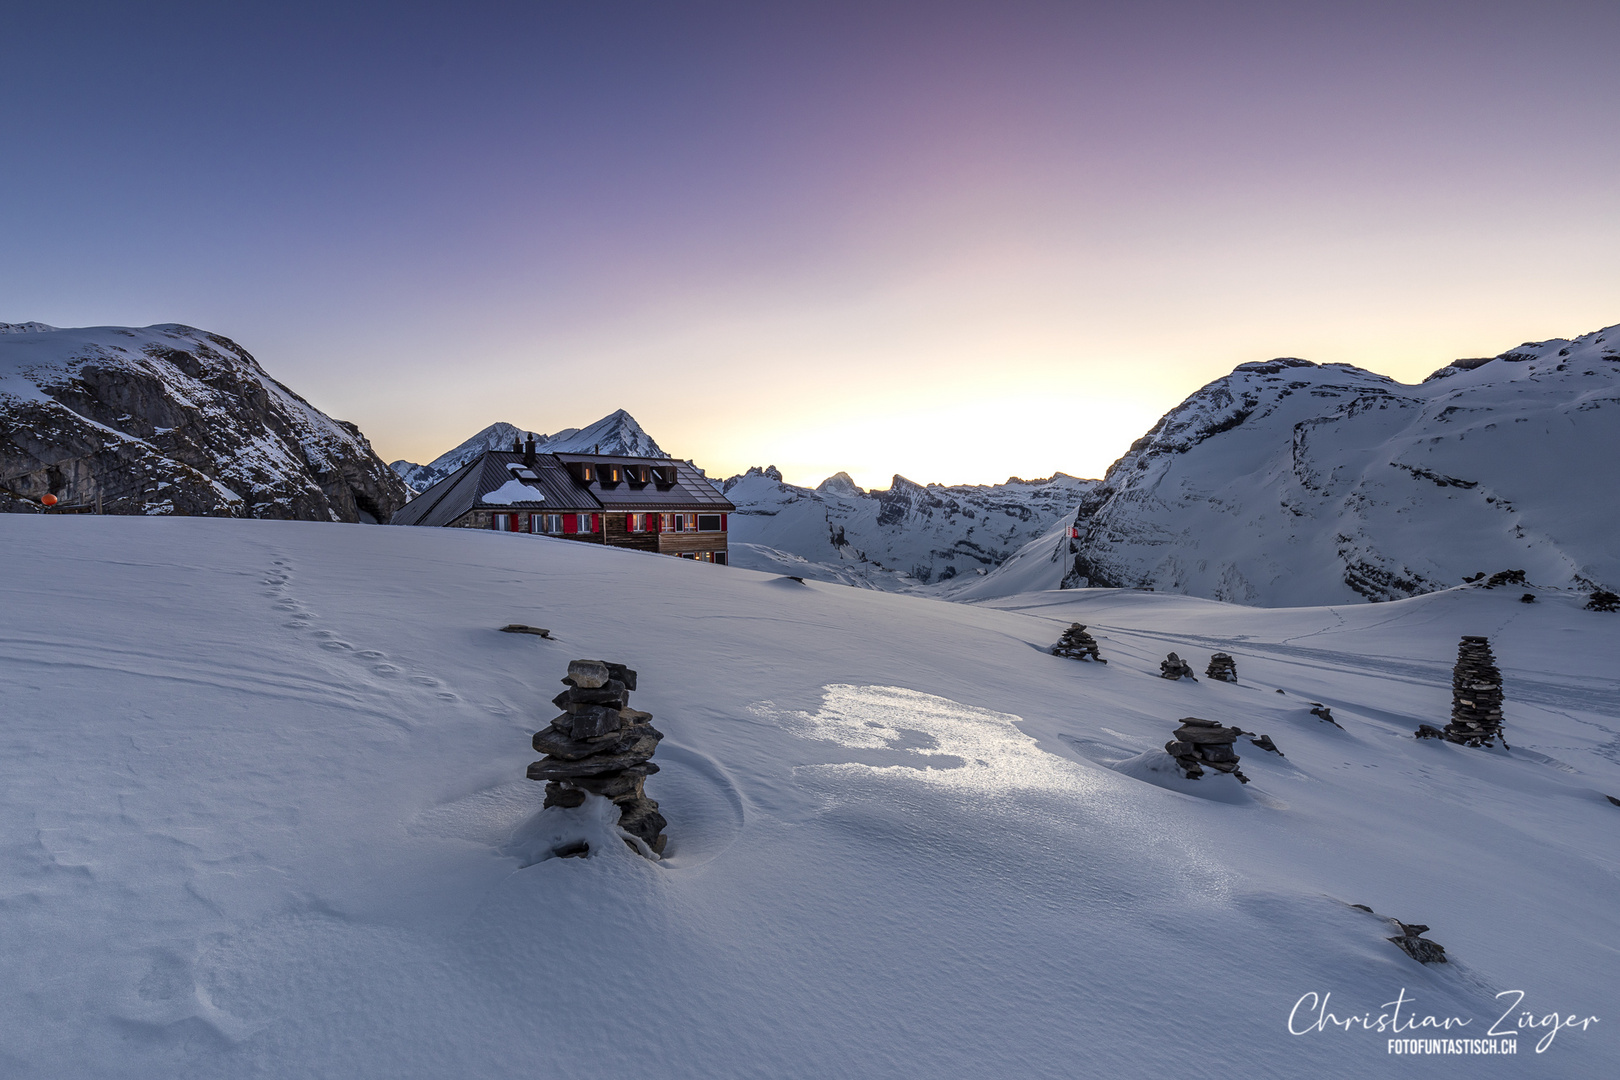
[[1051, 323, 1620, 606], [0, 323, 407, 521]]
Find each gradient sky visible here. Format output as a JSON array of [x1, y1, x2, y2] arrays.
[[4, 1, 1617, 487]]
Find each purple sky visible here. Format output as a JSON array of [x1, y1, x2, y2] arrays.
[[4, 1, 1617, 486]]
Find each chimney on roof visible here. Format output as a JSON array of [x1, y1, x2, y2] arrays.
[[523, 434, 537, 468], [512, 437, 521, 452]]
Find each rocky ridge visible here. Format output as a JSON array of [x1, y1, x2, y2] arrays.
[[0, 322, 407, 521]]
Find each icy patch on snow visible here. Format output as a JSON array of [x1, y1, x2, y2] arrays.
[[758, 684, 1102, 799]]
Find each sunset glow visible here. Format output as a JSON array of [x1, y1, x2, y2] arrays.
[[3, 1, 1616, 485]]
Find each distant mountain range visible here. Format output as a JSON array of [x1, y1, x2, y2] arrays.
[[719, 466, 1095, 590], [10, 319, 1613, 607], [0, 322, 407, 521], [390, 409, 667, 493]]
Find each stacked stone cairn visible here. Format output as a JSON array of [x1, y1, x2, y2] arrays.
[[527, 659, 669, 855], [1415, 636, 1506, 748], [1205, 653, 1237, 682], [1159, 652, 1197, 680], [1164, 717, 1250, 783], [1052, 623, 1106, 662]]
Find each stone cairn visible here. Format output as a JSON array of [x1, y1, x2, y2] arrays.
[[1164, 717, 1250, 783], [1159, 652, 1197, 680], [1205, 653, 1237, 682], [1052, 623, 1106, 662], [1415, 636, 1505, 748], [527, 659, 669, 855]]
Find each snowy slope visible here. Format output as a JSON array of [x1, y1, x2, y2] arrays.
[[3, 515, 1613, 1078], [722, 466, 1095, 590], [0, 322, 407, 521], [392, 410, 666, 493], [1035, 325, 1620, 607]]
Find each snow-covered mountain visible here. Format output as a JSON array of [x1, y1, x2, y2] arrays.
[[721, 466, 1096, 589], [4, 514, 1614, 1077], [0, 322, 408, 521], [392, 409, 666, 493], [962, 324, 1620, 607]]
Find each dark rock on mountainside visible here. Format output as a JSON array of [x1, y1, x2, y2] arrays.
[[0, 323, 408, 521]]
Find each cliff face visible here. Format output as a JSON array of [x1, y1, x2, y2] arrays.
[[0, 323, 408, 521]]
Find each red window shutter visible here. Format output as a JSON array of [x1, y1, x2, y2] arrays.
[[592, 513, 601, 533], [720, 513, 727, 532], [563, 513, 576, 533], [625, 513, 633, 532]]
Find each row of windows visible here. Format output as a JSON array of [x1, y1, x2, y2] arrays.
[[488, 512, 727, 535]]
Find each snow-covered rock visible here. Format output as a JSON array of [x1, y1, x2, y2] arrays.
[[721, 466, 1097, 590], [1035, 324, 1620, 606], [392, 410, 666, 493], [0, 322, 408, 521]]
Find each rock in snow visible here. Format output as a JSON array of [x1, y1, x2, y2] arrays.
[[0, 322, 407, 521]]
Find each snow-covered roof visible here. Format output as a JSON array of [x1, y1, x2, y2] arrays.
[[391, 450, 734, 526]]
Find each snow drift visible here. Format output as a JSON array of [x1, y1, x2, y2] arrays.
[[1, 514, 1613, 1077]]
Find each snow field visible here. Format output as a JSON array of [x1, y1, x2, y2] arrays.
[[0, 516, 1614, 1078]]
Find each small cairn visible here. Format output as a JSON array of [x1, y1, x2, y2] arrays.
[[1164, 717, 1249, 783], [1415, 635, 1505, 748], [1052, 623, 1106, 662], [527, 659, 669, 855], [1159, 652, 1197, 680], [1205, 653, 1237, 682], [1587, 590, 1619, 613]]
